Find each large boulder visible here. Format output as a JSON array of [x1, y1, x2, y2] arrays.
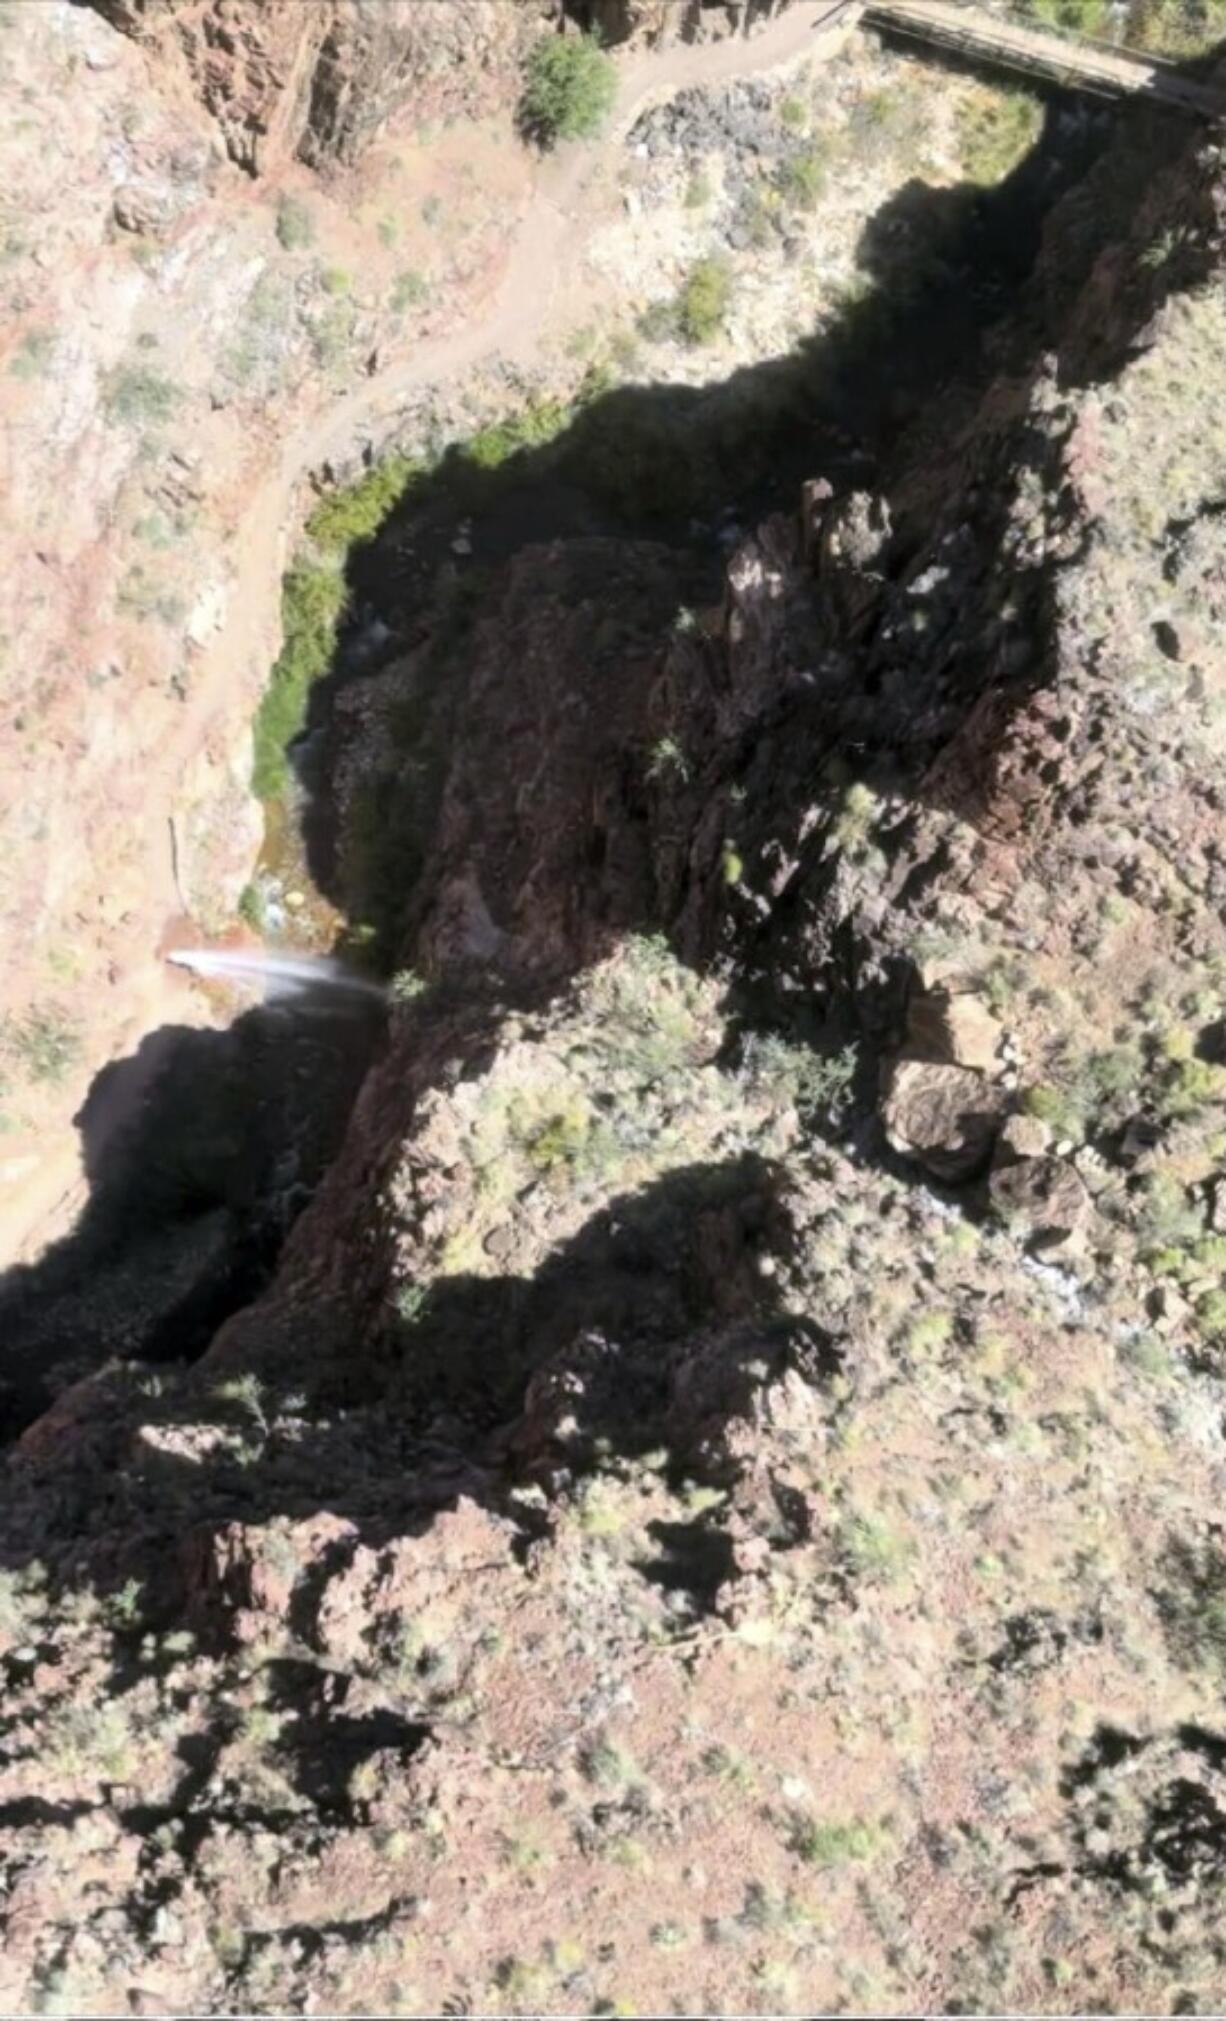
[[989, 1153, 1093, 1257], [881, 1059, 1004, 1180], [906, 986, 1005, 1073]]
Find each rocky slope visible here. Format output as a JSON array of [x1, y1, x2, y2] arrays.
[[86, 0, 559, 172], [4, 34, 1226, 2015], [0, 0, 848, 1270], [87, 0, 799, 173]]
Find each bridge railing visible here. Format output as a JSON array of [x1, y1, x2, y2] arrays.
[[870, 0, 1223, 69]]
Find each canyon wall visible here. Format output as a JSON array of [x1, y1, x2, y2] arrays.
[[86, 0, 562, 170], [85, 0, 801, 170]]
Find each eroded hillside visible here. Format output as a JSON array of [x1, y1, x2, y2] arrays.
[[5, 0, 1226, 2014]]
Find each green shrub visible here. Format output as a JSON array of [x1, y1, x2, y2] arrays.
[[390, 268, 428, 314], [390, 970, 428, 1005], [275, 196, 314, 251], [733, 180, 780, 251], [741, 1033, 857, 1119], [466, 396, 570, 470], [831, 780, 879, 854], [776, 142, 827, 211], [310, 301, 353, 372], [102, 364, 179, 427], [1022, 1081, 1086, 1142], [789, 1815, 885, 1868], [841, 1512, 912, 1585], [9, 329, 53, 380], [1159, 1052, 1223, 1121], [306, 452, 420, 552], [637, 298, 678, 345], [5, 1006, 82, 1084], [116, 565, 186, 627], [909, 1310, 952, 1356], [1138, 1171, 1205, 1248], [1158, 1535, 1226, 1680], [1196, 1288, 1226, 1338], [676, 254, 733, 347], [1084, 1043, 1143, 1100], [252, 561, 347, 800], [237, 883, 266, 932], [518, 32, 616, 147], [647, 735, 690, 785], [955, 87, 1042, 184], [1124, 0, 1226, 53], [1022, 0, 1110, 31], [522, 1099, 592, 1175]]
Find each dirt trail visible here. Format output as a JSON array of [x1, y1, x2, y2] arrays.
[[1, 0, 853, 1268]]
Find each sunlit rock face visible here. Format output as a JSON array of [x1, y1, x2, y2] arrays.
[[84, 0, 561, 171]]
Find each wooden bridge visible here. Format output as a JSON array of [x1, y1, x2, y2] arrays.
[[826, 0, 1226, 115]]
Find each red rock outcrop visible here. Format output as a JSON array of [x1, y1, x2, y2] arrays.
[[87, 0, 561, 171]]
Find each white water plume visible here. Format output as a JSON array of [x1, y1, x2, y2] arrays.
[[166, 946, 386, 1002]]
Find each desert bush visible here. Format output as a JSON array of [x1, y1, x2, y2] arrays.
[[102, 363, 178, 427], [831, 780, 880, 855], [237, 883, 266, 931], [1126, 0, 1226, 51], [390, 969, 428, 1005], [466, 396, 571, 470], [252, 561, 347, 799], [788, 1814, 886, 1868], [1158, 1534, 1226, 1680], [0, 1564, 46, 1640], [1196, 1288, 1226, 1338], [741, 1032, 857, 1119], [1154, 1027, 1224, 1119], [955, 87, 1042, 185], [776, 141, 827, 211], [310, 300, 353, 371], [390, 268, 428, 314], [275, 196, 314, 251], [8, 329, 53, 380], [840, 1511, 912, 1585], [224, 268, 293, 393], [306, 452, 420, 552], [518, 32, 616, 147], [676, 254, 733, 346], [647, 735, 690, 784], [117, 565, 186, 626], [1137, 1170, 1205, 1248], [5, 1005, 82, 1084]]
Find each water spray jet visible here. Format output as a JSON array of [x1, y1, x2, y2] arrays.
[[166, 946, 387, 1003]]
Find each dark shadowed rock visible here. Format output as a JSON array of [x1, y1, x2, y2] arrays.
[[881, 1058, 1004, 1179]]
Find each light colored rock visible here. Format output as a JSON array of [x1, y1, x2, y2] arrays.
[[997, 1112, 1053, 1160], [906, 988, 1005, 1073]]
